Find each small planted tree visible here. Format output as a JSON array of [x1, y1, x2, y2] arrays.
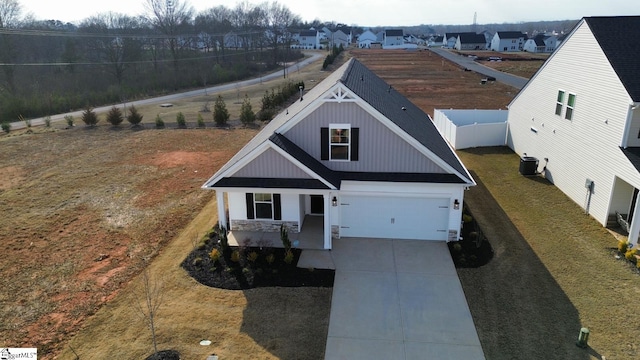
[[81, 107, 99, 127], [134, 270, 164, 357], [155, 114, 165, 128], [127, 105, 143, 127], [1, 121, 10, 133], [176, 112, 186, 128], [213, 95, 229, 126], [106, 106, 124, 126], [64, 115, 75, 127], [240, 94, 256, 126], [197, 113, 205, 128], [44, 116, 51, 128]]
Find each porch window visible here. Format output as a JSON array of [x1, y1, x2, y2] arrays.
[[246, 193, 281, 220], [565, 93, 576, 120], [555, 90, 565, 116]]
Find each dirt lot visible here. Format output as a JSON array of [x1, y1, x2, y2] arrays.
[[1, 49, 541, 359]]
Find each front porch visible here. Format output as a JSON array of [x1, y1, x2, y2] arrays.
[[228, 215, 326, 250]]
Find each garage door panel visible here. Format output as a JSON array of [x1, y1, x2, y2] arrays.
[[340, 196, 449, 240]]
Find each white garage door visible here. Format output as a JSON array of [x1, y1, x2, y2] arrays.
[[340, 195, 450, 240]]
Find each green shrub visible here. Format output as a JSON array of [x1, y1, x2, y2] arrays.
[[265, 253, 275, 265], [284, 249, 294, 264], [176, 112, 186, 127], [192, 257, 203, 267], [20, 115, 31, 128], [1, 121, 10, 133], [64, 115, 74, 127], [126, 105, 143, 126], [280, 224, 291, 251], [618, 240, 629, 253], [106, 106, 124, 126], [257, 108, 275, 121], [155, 114, 165, 128], [213, 95, 229, 126], [44, 116, 51, 128], [81, 107, 99, 126], [197, 242, 206, 251], [463, 214, 473, 223], [231, 250, 241, 263], [197, 113, 205, 128], [240, 94, 256, 125], [247, 251, 258, 263]]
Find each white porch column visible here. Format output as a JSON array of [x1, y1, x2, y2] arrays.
[[324, 194, 332, 249], [215, 190, 227, 230], [628, 190, 640, 247]]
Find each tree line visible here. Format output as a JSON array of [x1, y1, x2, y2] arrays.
[[0, 0, 325, 122]]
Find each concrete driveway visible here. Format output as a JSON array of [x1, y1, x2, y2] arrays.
[[324, 238, 485, 360]]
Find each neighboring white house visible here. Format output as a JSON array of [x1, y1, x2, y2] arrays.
[[203, 59, 475, 249], [358, 30, 377, 48], [434, 109, 508, 149], [443, 32, 461, 48], [506, 16, 640, 245], [296, 30, 320, 49], [455, 33, 487, 50], [427, 35, 444, 47], [491, 31, 526, 52], [523, 34, 558, 53], [383, 29, 404, 47], [329, 29, 350, 48]]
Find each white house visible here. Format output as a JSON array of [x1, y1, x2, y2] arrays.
[[358, 30, 377, 48], [491, 31, 526, 52], [383, 29, 404, 47], [427, 35, 444, 47], [329, 29, 350, 48], [506, 16, 640, 245], [443, 32, 461, 48], [523, 34, 558, 53], [203, 58, 475, 249], [296, 30, 320, 49], [455, 33, 487, 50]]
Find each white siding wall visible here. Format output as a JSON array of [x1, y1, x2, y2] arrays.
[[228, 191, 301, 222], [507, 20, 640, 226]]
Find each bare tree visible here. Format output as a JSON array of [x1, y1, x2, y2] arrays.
[[264, 2, 300, 66], [145, 0, 195, 73], [134, 269, 164, 355], [194, 5, 232, 63], [0, 0, 22, 94]]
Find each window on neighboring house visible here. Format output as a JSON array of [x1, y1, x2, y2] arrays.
[[555, 90, 565, 116], [565, 93, 576, 120], [321, 125, 359, 161], [245, 193, 281, 220]]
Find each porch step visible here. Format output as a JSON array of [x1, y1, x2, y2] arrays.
[[607, 214, 618, 228]]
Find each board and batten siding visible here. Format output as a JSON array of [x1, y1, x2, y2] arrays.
[[230, 148, 312, 179], [284, 102, 448, 173], [507, 20, 640, 226]]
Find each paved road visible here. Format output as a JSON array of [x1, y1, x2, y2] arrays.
[[429, 48, 529, 89], [11, 52, 323, 130]]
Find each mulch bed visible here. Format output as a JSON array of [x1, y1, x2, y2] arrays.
[[181, 231, 334, 290], [145, 350, 180, 360], [448, 205, 494, 268]]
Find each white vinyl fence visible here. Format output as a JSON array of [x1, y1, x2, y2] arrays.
[[433, 109, 508, 150]]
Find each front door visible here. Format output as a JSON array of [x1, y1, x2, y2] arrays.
[[310, 195, 324, 214]]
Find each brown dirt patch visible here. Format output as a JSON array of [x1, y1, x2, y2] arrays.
[[0, 165, 26, 190]]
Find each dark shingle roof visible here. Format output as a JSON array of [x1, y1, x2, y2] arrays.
[[299, 30, 317, 37], [459, 33, 487, 44], [385, 29, 404, 37], [339, 59, 471, 180], [269, 133, 341, 188], [621, 147, 640, 174], [497, 31, 525, 39], [585, 16, 640, 102], [214, 177, 330, 189]]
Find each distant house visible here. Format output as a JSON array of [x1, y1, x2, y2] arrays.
[[523, 34, 558, 53], [329, 29, 350, 48], [427, 35, 444, 47], [480, 30, 494, 49], [506, 16, 640, 246], [383, 29, 404, 47], [297, 30, 320, 49], [358, 30, 378, 48], [490, 31, 526, 52], [443, 32, 461, 48], [455, 33, 487, 50]]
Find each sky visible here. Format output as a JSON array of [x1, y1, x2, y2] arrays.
[[17, 0, 638, 27]]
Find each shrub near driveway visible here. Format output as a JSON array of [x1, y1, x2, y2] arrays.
[[456, 146, 639, 360]]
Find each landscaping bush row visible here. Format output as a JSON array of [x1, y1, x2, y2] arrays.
[[258, 80, 305, 121], [322, 44, 345, 70]]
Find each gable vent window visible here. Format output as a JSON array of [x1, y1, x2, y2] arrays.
[[246, 193, 281, 220], [555, 90, 565, 116], [565, 93, 576, 120]]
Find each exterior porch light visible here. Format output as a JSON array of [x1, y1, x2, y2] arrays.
[[453, 199, 460, 210], [332, 196, 338, 207]]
